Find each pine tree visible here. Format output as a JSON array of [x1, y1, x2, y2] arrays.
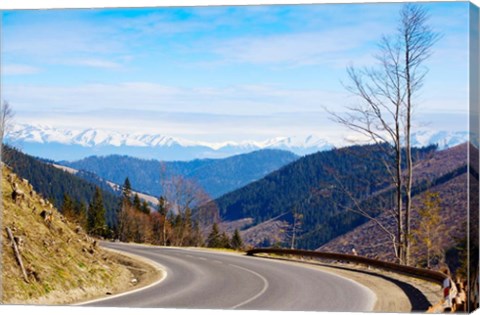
[[219, 232, 231, 249], [122, 177, 132, 204], [191, 221, 204, 247], [157, 196, 168, 246], [140, 200, 150, 214], [74, 200, 88, 230], [231, 229, 243, 250], [412, 192, 446, 268], [61, 193, 75, 222], [207, 222, 221, 248], [158, 196, 167, 216], [88, 187, 107, 237], [133, 193, 142, 211]]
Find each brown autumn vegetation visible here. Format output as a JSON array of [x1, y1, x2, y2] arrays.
[[319, 143, 472, 269]]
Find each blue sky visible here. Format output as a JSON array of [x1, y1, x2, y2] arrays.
[[1, 2, 471, 143]]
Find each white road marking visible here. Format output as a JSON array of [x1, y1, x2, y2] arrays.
[[75, 248, 168, 306], [229, 263, 270, 309]]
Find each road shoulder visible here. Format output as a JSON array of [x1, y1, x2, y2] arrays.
[[252, 255, 442, 312], [74, 245, 166, 305]]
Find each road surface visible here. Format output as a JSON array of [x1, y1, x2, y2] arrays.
[[83, 243, 376, 311]]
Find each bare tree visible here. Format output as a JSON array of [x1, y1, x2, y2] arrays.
[[328, 4, 438, 265], [400, 4, 439, 265], [290, 206, 303, 250], [328, 31, 406, 263], [0, 101, 14, 162], [159, 163, 217, 246]]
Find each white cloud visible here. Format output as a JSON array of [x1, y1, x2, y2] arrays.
[[4, 82, 346, 116], [3, 64, 41, 75], [208, 24, 382, 67], [6, 79, 467, 144], [71, 58, 123, 69]]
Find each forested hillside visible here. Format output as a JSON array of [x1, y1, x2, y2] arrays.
[[3, 146, 121, 227], [63, 149, 298, 198], [210, 144, 437, 250], [319, 143, 476, 268]]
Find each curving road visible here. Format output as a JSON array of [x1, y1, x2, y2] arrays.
[[83, 243, 376, 311]]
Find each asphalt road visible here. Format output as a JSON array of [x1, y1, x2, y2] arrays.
[[83, 243, 376, 311]]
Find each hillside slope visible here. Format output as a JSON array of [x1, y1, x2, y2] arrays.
[[3, 146, 121, 227], [319, 143, 475, 265], [209, 144, 437, 250], [63, 149, 298, 198], [2, 166, 133, 304]]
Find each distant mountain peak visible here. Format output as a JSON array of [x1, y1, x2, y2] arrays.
[[7, 124, 467, 162], [8, 123, 333, 152]]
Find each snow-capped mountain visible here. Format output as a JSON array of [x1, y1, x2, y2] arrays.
[[6, 124, 468, 162], [10, 124, 193, 148], [410, 130, 469, 149], [6, 124, 334, 161]]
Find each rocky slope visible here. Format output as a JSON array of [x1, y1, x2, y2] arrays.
[[2, 165, 135, 304]]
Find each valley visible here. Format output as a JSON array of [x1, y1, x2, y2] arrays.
[[2, 2, 478, 312], [3, 135, 477, 311], [5, 140, 474, 263]]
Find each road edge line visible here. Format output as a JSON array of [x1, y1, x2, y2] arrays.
[[229, 263, 270, 309], [73, 247, 168, 306]]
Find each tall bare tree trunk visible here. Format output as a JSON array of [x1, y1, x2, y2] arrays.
[[400, 4, 438, 265], [396, 136, 404, 264], [404, 45, 413, 266], [330, 4, 438, 265]]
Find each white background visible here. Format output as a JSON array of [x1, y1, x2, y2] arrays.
[[1, 1, 479, 315]]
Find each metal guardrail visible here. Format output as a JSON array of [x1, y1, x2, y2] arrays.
[[246, 248, 448, 285]]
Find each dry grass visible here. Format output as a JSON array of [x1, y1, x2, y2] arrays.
[[1, 166, 134, 305], [319, 144, 471, 264]]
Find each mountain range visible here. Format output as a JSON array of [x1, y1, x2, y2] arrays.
[[62, 149, 299, 199], [204, 143, 439, 250], [7, 124, 332, 161], [319, 142, 476, 265], [4, 132, 474, 269], [7, 124, 468, 161]]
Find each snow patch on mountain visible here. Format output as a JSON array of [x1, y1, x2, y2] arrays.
[[411, 129, 468, 149], [6, 124, 468, 161], [8, 124, 334, 152]]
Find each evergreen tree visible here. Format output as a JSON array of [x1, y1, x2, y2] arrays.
[[158, 196, 168, 216], [171, 213, 183, 246], [61, 193, 75, 222], [133, 193, 142, 211], [231, 229, 243, 250], [184, 207, 192, 231], [3, 145, 120, 229], [157, 196, 169, 246], [88, 187, 107, 237], [140, 200, 150, 214], [219, 232, 231, 249], [191, 221, 204, 247], [412, 192, 446, 268], [74, 200, 88, 230], [181, 208, 194, 246], [207, 222, 221, 248], [122, 177, 132, 204]]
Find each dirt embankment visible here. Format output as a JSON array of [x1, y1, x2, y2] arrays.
[[72, 248, 165, 305], [1, 166, 163, 305]]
